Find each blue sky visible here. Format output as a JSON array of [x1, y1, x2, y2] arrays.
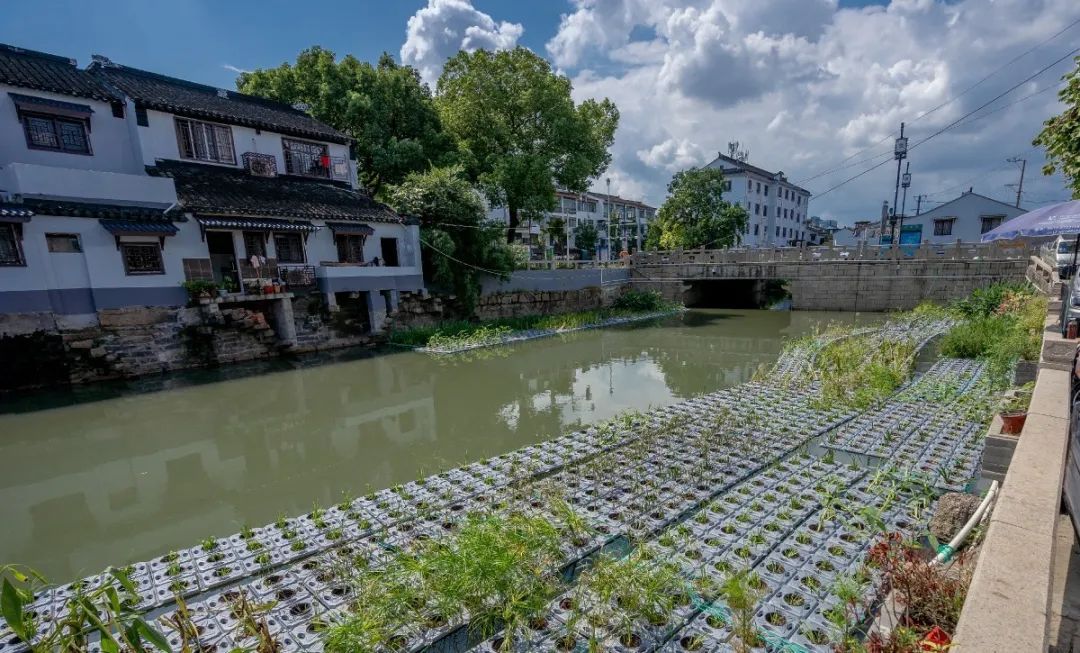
[[1, 0, 1074, 223], [0, 1, 884, 89]]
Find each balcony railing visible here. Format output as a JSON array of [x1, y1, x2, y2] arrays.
[[283, 150, 350, 181]]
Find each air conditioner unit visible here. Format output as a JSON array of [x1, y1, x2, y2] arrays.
[[242, 152, 277, 178]]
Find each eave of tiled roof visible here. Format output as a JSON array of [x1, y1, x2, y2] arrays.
[[20, 198, 182, 221], [0, 43, 120, 102], [148, 160, 404, 225], [89, 61, 348, 144]]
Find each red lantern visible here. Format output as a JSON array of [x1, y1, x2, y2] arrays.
[[320, 154, 331, 169]]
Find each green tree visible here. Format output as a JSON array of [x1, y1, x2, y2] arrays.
[[236, 48, 455, 196], [384, 166, 514, 312], [574, 222, 600, 259], [648, 168, 748, 250], [543, 217, 567, 256], [1033, 55, 1080, 198], [435, 47, 619, 241]]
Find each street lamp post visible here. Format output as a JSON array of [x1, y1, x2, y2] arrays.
[[890, 122, 908, 245]]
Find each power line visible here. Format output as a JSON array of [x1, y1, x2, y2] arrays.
[[794, 17, 1080, 185], [811, 46, 1079, 201]]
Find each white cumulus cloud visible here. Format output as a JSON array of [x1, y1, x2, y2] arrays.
[[549, 0, 1078, 223], [401, 0, 524, 87]]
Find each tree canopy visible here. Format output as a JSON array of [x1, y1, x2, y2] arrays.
[[384, 166, 514, 312], [435, 47, 619, 241], [236, 48, 455, 196], [574, 222, 599, 258], [1033, 55, 1080, 199], [646, 168, 748, 250]]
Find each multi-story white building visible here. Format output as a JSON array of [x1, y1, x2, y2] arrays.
[[0, 43, 421, 333], [488, 189, 656, 260], [702, 153, 812, 247]]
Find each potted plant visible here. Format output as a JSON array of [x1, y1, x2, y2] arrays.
[[999, 383, 1033, 435], [180, 280, 219, 303], [218, 277, 238, 297]]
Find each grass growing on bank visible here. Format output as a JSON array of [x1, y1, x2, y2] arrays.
[[940, 282, 1046, 387], [389, 290, 679, 350]]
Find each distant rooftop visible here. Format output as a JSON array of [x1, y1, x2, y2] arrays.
[[705, 153, 812, 196], [87, 56, 348, 144], [0, 43, 120, 102]]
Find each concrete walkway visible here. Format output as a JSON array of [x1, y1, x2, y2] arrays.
[[953, 365, 1071, 651], [1050, 515, 1080, 652]]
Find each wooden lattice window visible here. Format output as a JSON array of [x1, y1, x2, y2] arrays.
[[0, 224, 25, 266], [22, 113, 90, 154], [273, 232, 305, 263], [335, 234, 366, 263], [175, 118, 235, 164], [121, 242, 164, 275], [243, 231, 267, 258], [282, 138, 330, 178]]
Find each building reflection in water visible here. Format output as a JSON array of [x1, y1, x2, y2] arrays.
[[0, 309, 878, 580]]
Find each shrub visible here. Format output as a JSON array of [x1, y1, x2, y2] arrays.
[[951, 282, 1035, 318], [941, 288, 1046, 387], [610, 290, 669, 313]]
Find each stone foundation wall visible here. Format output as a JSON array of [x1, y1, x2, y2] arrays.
[[385, 285, 626, 331], [2, 280, 630, 391]]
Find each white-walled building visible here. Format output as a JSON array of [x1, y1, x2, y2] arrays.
[[900, 190, 1024, 245], [487, 189, 656, 259], [703, 153, 812, 247], [0, 43, 421, 332]]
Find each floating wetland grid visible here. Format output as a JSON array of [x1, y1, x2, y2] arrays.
[[0, 315, 997, 653], [415, 310, 682, 355]]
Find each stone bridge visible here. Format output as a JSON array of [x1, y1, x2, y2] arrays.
[[629, 242, 1039, 311]]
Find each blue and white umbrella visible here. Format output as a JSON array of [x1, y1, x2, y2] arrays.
[[981, 199, 1080, 272], [980, 199, 1080, 241]]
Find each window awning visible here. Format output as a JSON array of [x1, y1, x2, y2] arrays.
[[9, 92, 93, 119], [0, 204, 34, 223], [99, 219, 179, 236], [196, 216, 319, 232], [326, 222, 374, 236]]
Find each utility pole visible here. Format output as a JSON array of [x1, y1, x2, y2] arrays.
[[890, 122, 908, 245], [1008, 156, 1026, 208], [915, 194, 924, 216], [899, 162, 912, 234]]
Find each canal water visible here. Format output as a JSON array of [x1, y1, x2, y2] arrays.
[[0, 309, 878, 582]]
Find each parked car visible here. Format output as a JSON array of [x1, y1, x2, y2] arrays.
[[1062, 272, 1080, 337], [1054, 235, 1079, 277], [1066, 346, 1080, 538]]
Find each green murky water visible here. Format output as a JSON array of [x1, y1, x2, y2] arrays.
[[0, 309, 878, 581]]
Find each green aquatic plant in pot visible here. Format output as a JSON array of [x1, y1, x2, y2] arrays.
[[999, 382, 1033, 435]]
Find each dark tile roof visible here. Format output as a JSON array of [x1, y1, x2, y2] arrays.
[[0, 203, 35, 219], [0, 43, 120, 102], [196, 217, 317, 232], [88, 59, 348, 144], [100, 219, 179, 235], [148, 160, 408, 225], [21, 198, 181, 221]]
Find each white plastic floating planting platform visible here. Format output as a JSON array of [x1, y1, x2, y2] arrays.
[[0, 317, 993, 653], [415, 309, 684, 354]]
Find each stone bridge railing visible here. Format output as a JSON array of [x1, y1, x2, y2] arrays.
[[630, 241, 1037, 266], [630, 242, 1037, 312]]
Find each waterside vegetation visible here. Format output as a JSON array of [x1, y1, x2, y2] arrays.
[[388, 290, 679, 351]]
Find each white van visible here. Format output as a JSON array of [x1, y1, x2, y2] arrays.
[[1055, 235, 1079, 275]]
